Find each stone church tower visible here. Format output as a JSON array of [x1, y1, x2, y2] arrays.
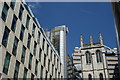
[[80, 34, 109, 79]]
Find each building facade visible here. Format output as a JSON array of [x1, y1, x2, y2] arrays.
[[106, 48, 119, 79], [72, 47, 81, 65], [112, 0, 120, 75], [0, 1, 62, 79], [80, 34, 109, 79], [46, 25, 68, 78]]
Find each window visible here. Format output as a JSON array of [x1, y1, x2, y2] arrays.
[[50, 50, 52, 60], [86, 51, 91, 64], [10, 0, 15, 10], [20, 25, 25, 41], [32, 24, 36, 37], [88, 74, 92, 80], [19, 5, 24, 20], [31, 73, 34, 80], [12, 37, 19, 56], [11, 14, 17, 32], [23, 67, 28, 80], [48, 60, 50, 71], [28, 53, 32, 70], [44, 54, 46, 66], [46, 44, 49, 55], [40, 66, 43, 79], [54, 54, 56, 65], [55, 69, 57, 78], [45, 71, 48, 79], [73, 59, 81, 61], [35, 60, 38, 75], [1, 2, 9, 21], [39, 48, 42, 61], [33, 41, 37, 56], [13, 60, 20, 80], [42, 38, 45, 50], [27, 33, 31, 49], [37, 31, 41, 44], [96, 50, 102, 63], [2, 26, 10, 47], [52, 65, 54, 75], [26, 15, 30, 29], [3, 52, 11, 74], [99, 73, 104, 80], [21, 45, 26, 64]]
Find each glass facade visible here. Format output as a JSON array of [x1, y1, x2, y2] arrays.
[[12, 37, 19, 56], [19, 5, 24, 20], [28, 53, 32, 70], [13, 60, 20, 79], [27, 33, 31, 49], [10, 0, 15, 10], [11, 14, 17, 32], [3, 52, 11, 74], [1, 2, 9, 21], [33, 41, 37, 56], [26, 15, 30, 29], [21, 45, 26, 64], [32, 24, 36, 37], [2, 26, 10, 47], [20, 25, 25, 41]]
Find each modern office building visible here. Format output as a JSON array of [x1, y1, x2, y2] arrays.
[[67, 54, 73, 78], [80, 34, 109, 79], [106, 48, 119, 79], [112, 0, 120, 75], [0, 1, 62, 79], [46, 25, 69, 78], [72, 47, 81, 65]]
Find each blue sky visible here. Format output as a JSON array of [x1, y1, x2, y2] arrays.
[[27, 2, 117, 56]]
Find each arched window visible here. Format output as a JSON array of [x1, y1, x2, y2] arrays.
[[86, 51, 91, 64], [96, 50, 102, 63], [99, 73, 104, 80], [88, 74, 92, 80]]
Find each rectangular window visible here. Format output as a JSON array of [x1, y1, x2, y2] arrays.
[[26, 15, 30, 29], [2, 26, 10, 47], [31, 73, 34, 80], [46, 44, 49, 55], [32, 24, 36, 37], [1, 2, 9, 21], [52, 65, 54, 75], [27, 33, 31, 49], [20, 25, 25, 41], [55, 69, 57, 78], [18, 5, 24, 20], [21, 45, 26, 64], [10, 0, 15, 10], [33, 41, 37, 56], [13, 60, 20, 79], [50, 50, 52, 61], [23, 67, 28, 80], [28, 53, 32, 70], [54, 55, 56, 65], [11, 14, 17, 32], [42, 38, 45, 50], [40, 66, 43, 79], [35, 60, 38, 75], [12, 37, 19, 56], [3, 52, 11, 74], [37, 31, 40, 44], [44, 54, 46, 66], [39, 48, 42, 61], [48, 60, 50, 71]]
